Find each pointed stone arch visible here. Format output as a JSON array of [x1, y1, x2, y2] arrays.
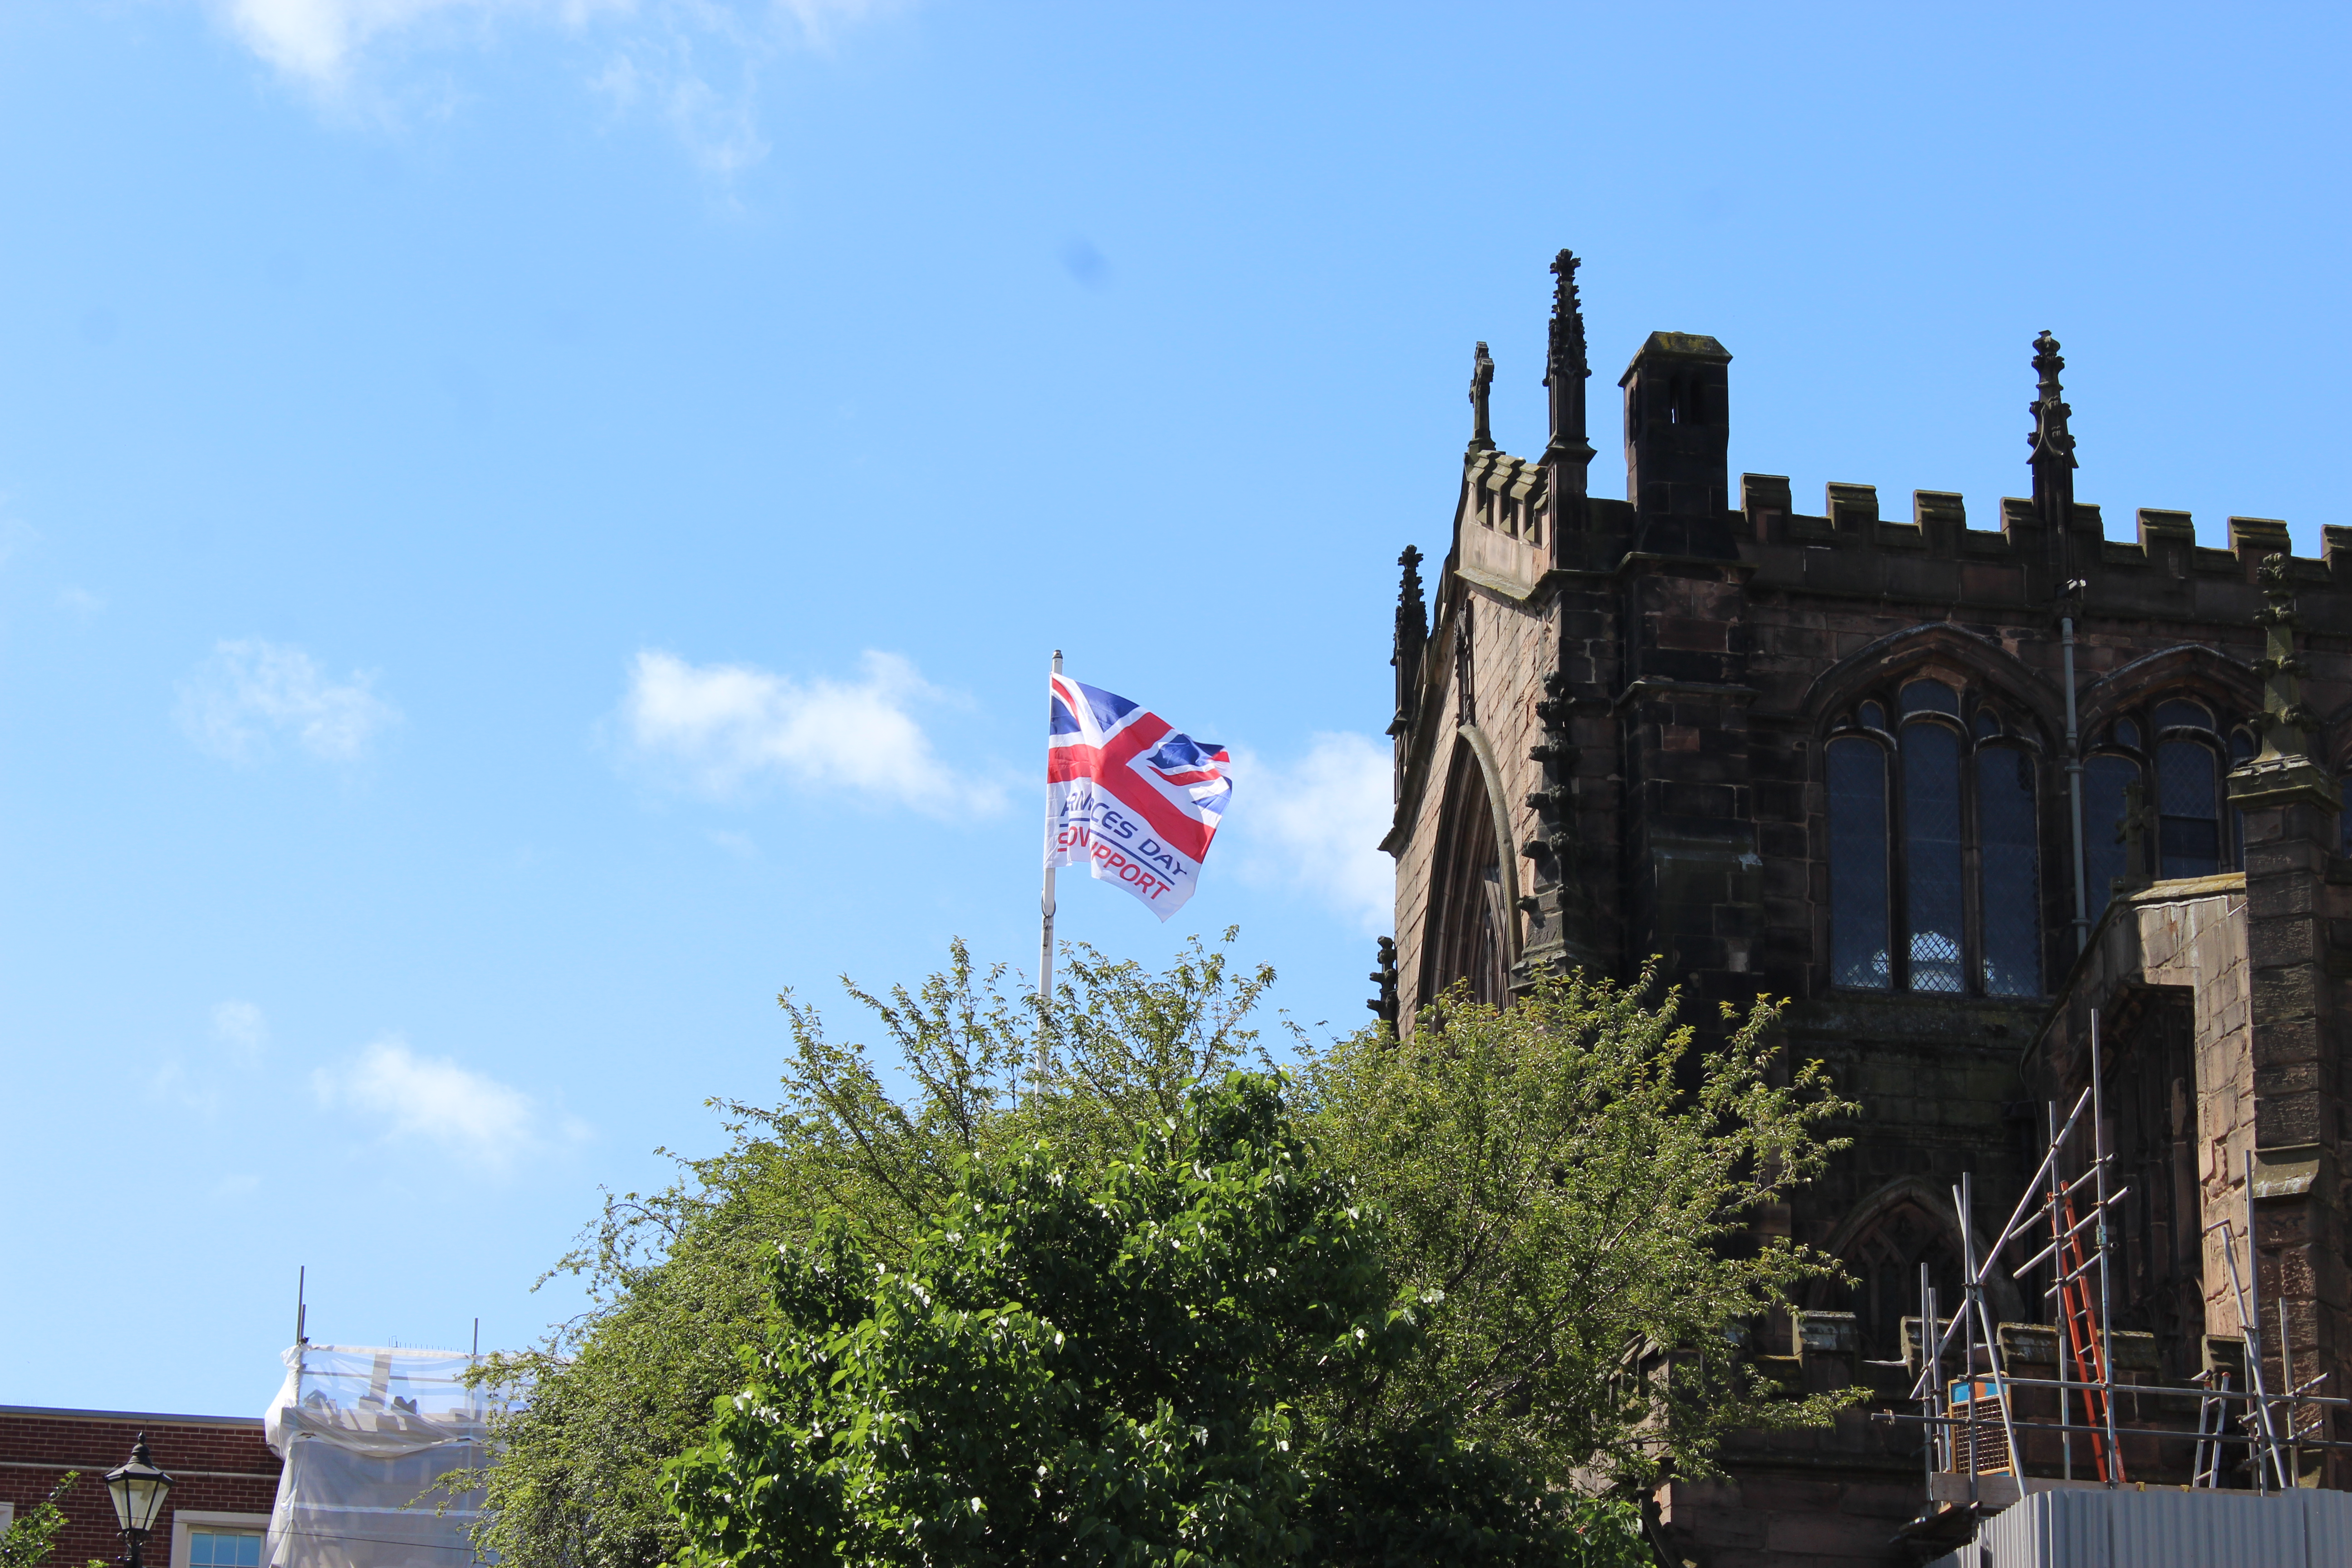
[[1798, 622, 2062, 746], [1809, 1176, 2020, 1359], [2074, 643, 2260, 736], [1418, 729, 1520, 1010]]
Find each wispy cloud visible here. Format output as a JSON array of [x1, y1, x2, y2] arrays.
[[313, 1035, 584, 1170], [0, 512, 36, 571], [208, 0, 890, 173], [619, 647, 1000, 817], [176, 638, 402, 764], [150, 1000, 272, 1114], [1231, 732, 1395, 933], [213, 1000, 270, 1065]]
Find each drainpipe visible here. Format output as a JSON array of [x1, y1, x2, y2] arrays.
[[2061, 582, 2089, 953]]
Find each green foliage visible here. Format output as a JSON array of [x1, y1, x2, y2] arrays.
[[476, 936, 1856, 1568], [1300, 970, 1857, 1486], [466, 934, 1276, 1568], [665, 1074, 1574, 1568], [0, 1475, 79, 1568]]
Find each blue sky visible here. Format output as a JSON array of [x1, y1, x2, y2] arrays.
[[2, 2, 2344, 1417]]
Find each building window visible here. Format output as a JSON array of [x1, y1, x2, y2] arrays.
[[2156, 740, 2221, 876], [190, 1533, 262, 1568], [170, 1514, 273, 1568], [1904, 721, 1965, 994], [1825, 679, 2043, 996], [2081, 698, 2238, 923], [1978, 746, 2041, 997], [1828, 738, 1890, 987], [1426, 741, 1513, 1007]]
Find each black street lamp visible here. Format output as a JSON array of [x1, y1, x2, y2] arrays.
[[103, 1434, 175, 1568]]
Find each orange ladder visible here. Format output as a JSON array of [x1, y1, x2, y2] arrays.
[[2052, 1181, 2124, 1483]]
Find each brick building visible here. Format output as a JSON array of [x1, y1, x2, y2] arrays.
[[0, 1407, 279, 1568], [1380, 251, 2352, 1562]]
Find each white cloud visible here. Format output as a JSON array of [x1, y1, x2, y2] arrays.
[[314, 1035, 579, 1169], [208, 0, 888, 172], [619, 647, 1000, 817], [1231, 732, 1395, 933], [216, 0, 616, 85], [176, 638, 402, 764], [0, 513, 36, 571], [213, 1000, 270, 1064]]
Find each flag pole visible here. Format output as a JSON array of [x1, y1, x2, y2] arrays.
[[1037, 650, 1063, 1086]]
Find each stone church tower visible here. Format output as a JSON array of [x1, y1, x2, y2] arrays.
[[1379, 253, 2352, 1560]]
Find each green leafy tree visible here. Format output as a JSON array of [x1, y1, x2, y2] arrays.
[[664, 1073, 1577, 1568], [0, 1474, 100, 1568], [465, 935, 1277, 1568], [1299, 970, 1857, 1487]]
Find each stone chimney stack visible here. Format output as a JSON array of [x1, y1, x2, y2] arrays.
[[1619, 330, 1733, 556]]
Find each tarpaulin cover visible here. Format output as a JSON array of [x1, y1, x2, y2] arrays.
[[261, 1346, 500, 1568]]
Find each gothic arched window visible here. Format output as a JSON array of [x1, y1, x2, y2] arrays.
[[1977, 744, 2041, 997], [1825, 678, 2043, 996], [2082, 697, 2239, 923], [1827, 738, 1890, 988], [1426, 743, 1513, 1007], [1822, 1196, 1967, 1362]]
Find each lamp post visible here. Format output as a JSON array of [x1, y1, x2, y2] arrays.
[[103, 1434, 175, 1568]]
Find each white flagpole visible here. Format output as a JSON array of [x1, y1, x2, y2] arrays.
[[1037, 652, 1063, 1073]]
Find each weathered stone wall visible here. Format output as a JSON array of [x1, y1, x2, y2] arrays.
[[1382, 305, 2352, 1551]]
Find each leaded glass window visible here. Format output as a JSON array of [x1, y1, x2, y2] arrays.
[[1823, 691, 2250, 989], [1903, 721, 1966, 993], [2084, 753, 2137, 921], [1828, 738, 1890, 989], [1901, 680, 1960, 718], [2156, 739, 2220, 877], [2154, 699, 2212, 732], [1978, 747, 2040, 996]]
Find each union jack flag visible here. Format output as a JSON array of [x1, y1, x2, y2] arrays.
[[1047, 673, 1232, 919]]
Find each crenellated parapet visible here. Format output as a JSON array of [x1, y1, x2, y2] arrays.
[[1725, 473, 2352, 627], [1454, 445, 1553, 597]]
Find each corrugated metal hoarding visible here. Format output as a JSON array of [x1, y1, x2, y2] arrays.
[[1927, 1485, 2352, 1568]]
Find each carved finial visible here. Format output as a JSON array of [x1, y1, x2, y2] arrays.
[[1543, 249, 1595, 478], [1545, 250, 1587, 384], [1396, 543, 1426, 632], [2029, 329, 2080, 577], [1390, 545, 1428, 742], [1367, 936, 1400, 1026], [2249, 554, 2322, 755], [2029, 330, 2078, 473], [2228, 553, 2337, 813], [1469, 341, 1495, 451]]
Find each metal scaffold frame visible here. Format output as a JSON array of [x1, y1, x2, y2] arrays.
[[1885, 1009, 2352, 1511]]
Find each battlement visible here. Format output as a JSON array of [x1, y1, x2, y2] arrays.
[[1456, 446, 1552, 595], [1728, 473, 2352, 622]]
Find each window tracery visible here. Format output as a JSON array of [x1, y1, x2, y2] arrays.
[[1825, 676, 2043, 996], [2080, 697, 2243, 922]]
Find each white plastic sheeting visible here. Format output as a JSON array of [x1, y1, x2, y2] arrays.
[[1926, 1484, 2352, 1568], [262, 1346, 496, 1568]]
